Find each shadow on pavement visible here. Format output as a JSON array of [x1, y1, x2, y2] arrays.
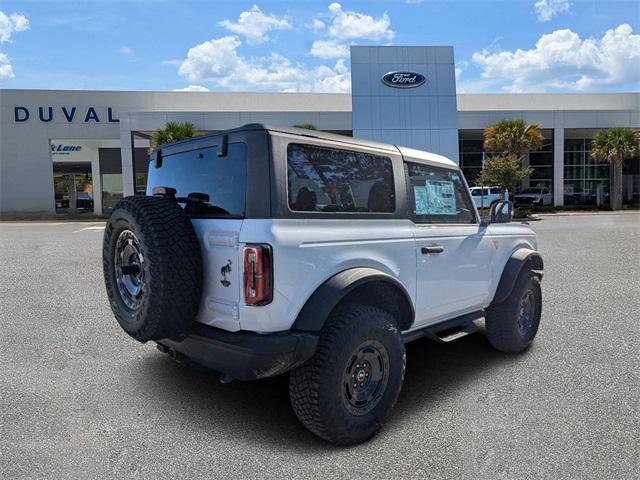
[[133, 329, 512, 450]]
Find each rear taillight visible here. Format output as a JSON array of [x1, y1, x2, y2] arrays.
[[243, 244, 273, 305]]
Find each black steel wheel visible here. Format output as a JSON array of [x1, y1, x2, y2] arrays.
[[289, 304, 405, 445], [485, 271, 542, 353], [343, 340, 390, 416]]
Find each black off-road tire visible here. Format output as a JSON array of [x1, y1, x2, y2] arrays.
[[485, 271, 541, 353], [103, 196, 202, 342], [289, 304, 405, 445]]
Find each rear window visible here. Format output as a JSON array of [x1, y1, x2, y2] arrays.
[[147, 142, 247, 216], [287, 143, 395, 213]]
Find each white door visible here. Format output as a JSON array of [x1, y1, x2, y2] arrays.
[[405, 162, 496, 327]]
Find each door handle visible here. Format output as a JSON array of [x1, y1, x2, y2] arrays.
[[421, 246, 444, 255]]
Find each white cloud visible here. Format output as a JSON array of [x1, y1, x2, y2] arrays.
[[118, 46, 134, 56], [309, 19, 325, 32], [325, 3, 393, 41], [0, 11, 29, 43], [455, 60, 468, 81], [177, 35, 350, 93], [219, 5, 291, 45], [310, 39, 349, 59], [178, 36, 243, 82], [534, 0, 571, 22], [307, 3, 394, 59], [173, 85, 211, 92], [471, 24, 640, 92], [0, 52, 14, 80]]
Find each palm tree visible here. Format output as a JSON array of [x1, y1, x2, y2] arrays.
[[152, 121, 198, 149], [484, 119, 544, 161], [482, 119, 544, 200], [590, 128, 640, 210]]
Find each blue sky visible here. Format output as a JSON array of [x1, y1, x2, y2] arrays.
[[0, 0, 638, 93]]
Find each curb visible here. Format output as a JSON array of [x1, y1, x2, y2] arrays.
[[535, 211, 639, 217]]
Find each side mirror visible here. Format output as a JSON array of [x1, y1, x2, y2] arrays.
[[489, 200, 513, 224]]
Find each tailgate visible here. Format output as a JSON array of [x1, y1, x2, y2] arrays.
[[191, 219, 244, 332]]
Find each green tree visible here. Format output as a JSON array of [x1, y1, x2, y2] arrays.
[[478, 155, 534, 200], [484, 119, 544, 161], [152, 121, 199, 148], [481, 119, 544, 199], [590, 128, 640, 210]]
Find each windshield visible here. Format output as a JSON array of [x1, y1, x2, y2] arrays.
[[147, 142, 247, 217]]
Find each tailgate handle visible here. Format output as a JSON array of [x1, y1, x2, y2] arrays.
[[421, 246, 444, 255]]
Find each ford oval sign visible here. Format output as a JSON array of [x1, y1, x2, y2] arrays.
[[381, 71, 426, 89]]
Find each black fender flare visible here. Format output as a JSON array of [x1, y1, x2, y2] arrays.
[[291, 267, 415, 332], [492, 248, 544, 305]]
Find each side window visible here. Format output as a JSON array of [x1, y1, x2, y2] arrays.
[[287, 143, 395, 213], [490, 188, 500, 195], [406, 162, 477, 224]]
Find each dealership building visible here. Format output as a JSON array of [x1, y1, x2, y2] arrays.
[[1, 45, 638, 216]]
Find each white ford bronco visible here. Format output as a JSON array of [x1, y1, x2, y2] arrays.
[[103, 124, 543, 445]]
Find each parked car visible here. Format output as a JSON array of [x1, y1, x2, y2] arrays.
[[102, 124, 544, 445], [469, 186, 508, 208], [514, 187, 553, 206]]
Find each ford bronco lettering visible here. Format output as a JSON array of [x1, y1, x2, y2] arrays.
[[103, 124, 543, 445]]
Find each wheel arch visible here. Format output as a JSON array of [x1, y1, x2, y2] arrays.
[[291, 268, 415, 332], [491, 248, 543, 305]]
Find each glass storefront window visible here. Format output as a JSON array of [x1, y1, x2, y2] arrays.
[[99, 148, 124, 213], [135, 173, 148, 195], [134, 148, 151, 195], [101, 173, 123, 212], [52, 162, 94, 213], [459, 139, 485, 186], [564, 138, 610, 206], [459, 132, 554, 194]]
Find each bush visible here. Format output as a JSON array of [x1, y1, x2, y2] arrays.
[[514, 207, 532, 218]]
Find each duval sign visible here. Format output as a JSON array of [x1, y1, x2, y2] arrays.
[[381, 71, 426, 88], [13, 106, 119, 123]]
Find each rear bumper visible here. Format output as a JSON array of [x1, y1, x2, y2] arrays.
[[156, 323, 318, 381]]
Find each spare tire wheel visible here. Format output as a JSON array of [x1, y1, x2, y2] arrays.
[[102, 195, 203, 342]]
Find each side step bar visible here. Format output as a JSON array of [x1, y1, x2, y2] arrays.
[[402, 310, 484, 344]]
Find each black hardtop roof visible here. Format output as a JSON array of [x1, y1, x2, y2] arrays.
[[155, 123, 457, 169], [156, 123, 398, 155]]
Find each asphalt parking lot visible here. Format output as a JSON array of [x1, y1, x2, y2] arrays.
[[1, 214, 638, 479]]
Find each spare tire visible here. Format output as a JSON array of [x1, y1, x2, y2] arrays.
[[102, 196, 203, 342]]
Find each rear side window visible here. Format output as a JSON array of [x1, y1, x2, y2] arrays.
[[147, 142, 247, 216], [406, 162, 476, 224], [287, 143, 395, 213]]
